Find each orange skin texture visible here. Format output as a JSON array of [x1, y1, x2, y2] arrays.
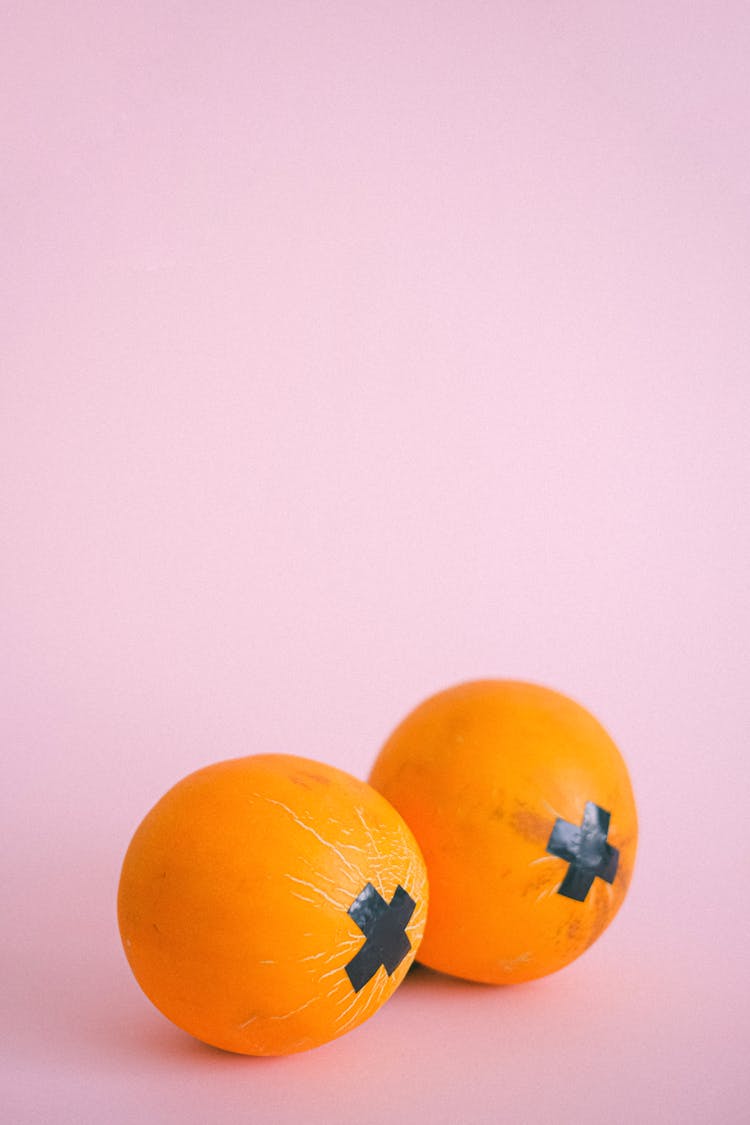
[[118, 754, 428, 1055], [368, 681, 637, 985]]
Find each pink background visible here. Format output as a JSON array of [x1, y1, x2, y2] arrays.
[[3, 3, 749, 1122]]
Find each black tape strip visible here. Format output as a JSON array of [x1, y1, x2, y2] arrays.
[[546, 801, 619, 902], [345, 883, 416, 992]]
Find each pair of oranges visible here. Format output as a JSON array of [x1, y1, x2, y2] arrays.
[[118, 680, 638, 1055]]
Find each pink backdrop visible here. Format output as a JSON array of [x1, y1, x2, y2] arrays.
[[3, 3, 749, 1122]]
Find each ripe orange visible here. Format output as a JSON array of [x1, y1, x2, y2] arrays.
[[369, 681, 637, 984], [118, 754, 428, 1054]]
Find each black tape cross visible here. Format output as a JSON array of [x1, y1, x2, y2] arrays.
[[345, 883, 415, 992], [546, 801, 619, 902]]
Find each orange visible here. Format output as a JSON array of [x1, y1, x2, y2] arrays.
[[118, 754, 428, 1054], [368, 681, 637, 984]]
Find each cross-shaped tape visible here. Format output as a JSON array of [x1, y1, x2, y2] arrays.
[[546, 801, 619, 902], [345, 883, 416, 992]]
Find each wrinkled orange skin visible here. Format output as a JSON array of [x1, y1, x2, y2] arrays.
[[118, 754, 427, 1054], [369, 681, 637, 984]]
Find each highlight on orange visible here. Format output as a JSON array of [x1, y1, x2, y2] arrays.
[[368, 680, 637, 985], [118, 754, 428, 1054]]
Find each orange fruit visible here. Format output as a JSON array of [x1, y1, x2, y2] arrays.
[[118, 754, 428, 1054], [369, 680, 637, 984]]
